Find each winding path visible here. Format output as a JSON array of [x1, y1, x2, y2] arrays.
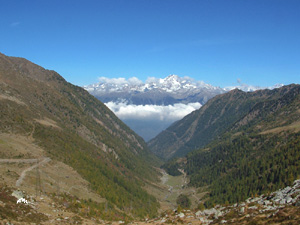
[[0, 159, 38, 163], [0, 157, 51, 187]]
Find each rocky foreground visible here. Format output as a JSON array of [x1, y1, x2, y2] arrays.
[[1, 180, 300, 224], [131, 179, 300, 225]]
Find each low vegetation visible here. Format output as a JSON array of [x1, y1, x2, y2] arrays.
[[176, 194, 191, 209]]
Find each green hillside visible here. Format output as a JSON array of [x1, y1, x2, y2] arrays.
[[0, 52, 161, 218], [162, 84, 300, 207], [149, 85, 300, 160]]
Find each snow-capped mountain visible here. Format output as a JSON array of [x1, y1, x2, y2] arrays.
[[224, 83, 284, 92], [84, 75, 283, 141], [83, 75, 225, 141], [84, 75, 225, 105]]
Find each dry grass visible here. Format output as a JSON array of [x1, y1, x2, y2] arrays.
[[0, 132, 107, 223], [34, 118, 61, 129], [0, 132, 104, 203], [144, 169, 204, 213], [260, 120, 300, 135], [0, 93, 26, 105]]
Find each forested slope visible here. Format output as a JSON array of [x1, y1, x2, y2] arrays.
[[164, 84, 300, 207], [149, 85, 300, 160]]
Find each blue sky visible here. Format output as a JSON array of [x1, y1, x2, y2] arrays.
[[1, 0, 299, 88]]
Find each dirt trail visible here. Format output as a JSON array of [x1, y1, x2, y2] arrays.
[[0, 159, 38, 163], [0, 157, 51, 187], [16, 157, 51, 187]]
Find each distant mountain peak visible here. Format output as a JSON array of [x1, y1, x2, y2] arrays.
[[84, 75, 285, 141], [84, 75, 226, 140], [224, 82, 284, 92], [84, 75, 225, 105]]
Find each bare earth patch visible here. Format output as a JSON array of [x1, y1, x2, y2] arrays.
[[0, 93, 26, 105], [34, 118, 61, 129], [260, 120, 300, 134], [0, 132, 104, 202]]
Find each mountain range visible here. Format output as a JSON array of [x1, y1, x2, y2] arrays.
[[84, 75, 283, 105], [84, 75, 224, 141], [84, 75, 225, 105], [85, 75, 283, 141]]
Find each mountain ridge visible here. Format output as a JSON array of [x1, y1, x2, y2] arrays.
[[84, 74, 225, 106], [184, 84, 300, 207], [149, 84, 300, 160], [84, 74, 284, 105], [85, 74, 284, 141]]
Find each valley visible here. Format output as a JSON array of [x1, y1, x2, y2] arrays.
[[0, 131, 192, 224], [0, 52, 299, 224]]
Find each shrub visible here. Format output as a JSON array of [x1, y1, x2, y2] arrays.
[[176, 194, 191, 209]]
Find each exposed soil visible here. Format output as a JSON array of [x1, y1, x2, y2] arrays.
[[0, 132, 106, 223]]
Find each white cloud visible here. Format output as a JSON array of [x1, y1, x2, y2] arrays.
[[96, 75, 209, 88], [128, 77, 143, 85], [105, 101, 202, 122], [145, 77, 160, 84], [98, 76, 143, 86], [224, 79, 283, 92], [98, 77, 127, 85]]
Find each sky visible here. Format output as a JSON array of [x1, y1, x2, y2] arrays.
[[1, 0, 299, 88]]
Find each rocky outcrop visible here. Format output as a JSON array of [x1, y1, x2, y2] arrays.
[[135, 179, 300, 224]]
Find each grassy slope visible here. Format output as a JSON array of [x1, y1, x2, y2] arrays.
[[0, 53, 161, 218]]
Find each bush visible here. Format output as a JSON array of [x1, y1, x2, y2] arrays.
[[197, 203, 205, 211], [176, 194, 191, 209]]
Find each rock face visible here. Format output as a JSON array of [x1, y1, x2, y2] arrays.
[[269, 180, 300, 206]]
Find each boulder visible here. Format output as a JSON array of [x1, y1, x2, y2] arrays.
[[203, 208, 217, 216], [239, 207, 245, 214], [195, 210, 203, 217], [12, 190, 24, 199]]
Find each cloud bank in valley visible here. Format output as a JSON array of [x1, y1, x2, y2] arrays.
[[105, 101, 202, 122]]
